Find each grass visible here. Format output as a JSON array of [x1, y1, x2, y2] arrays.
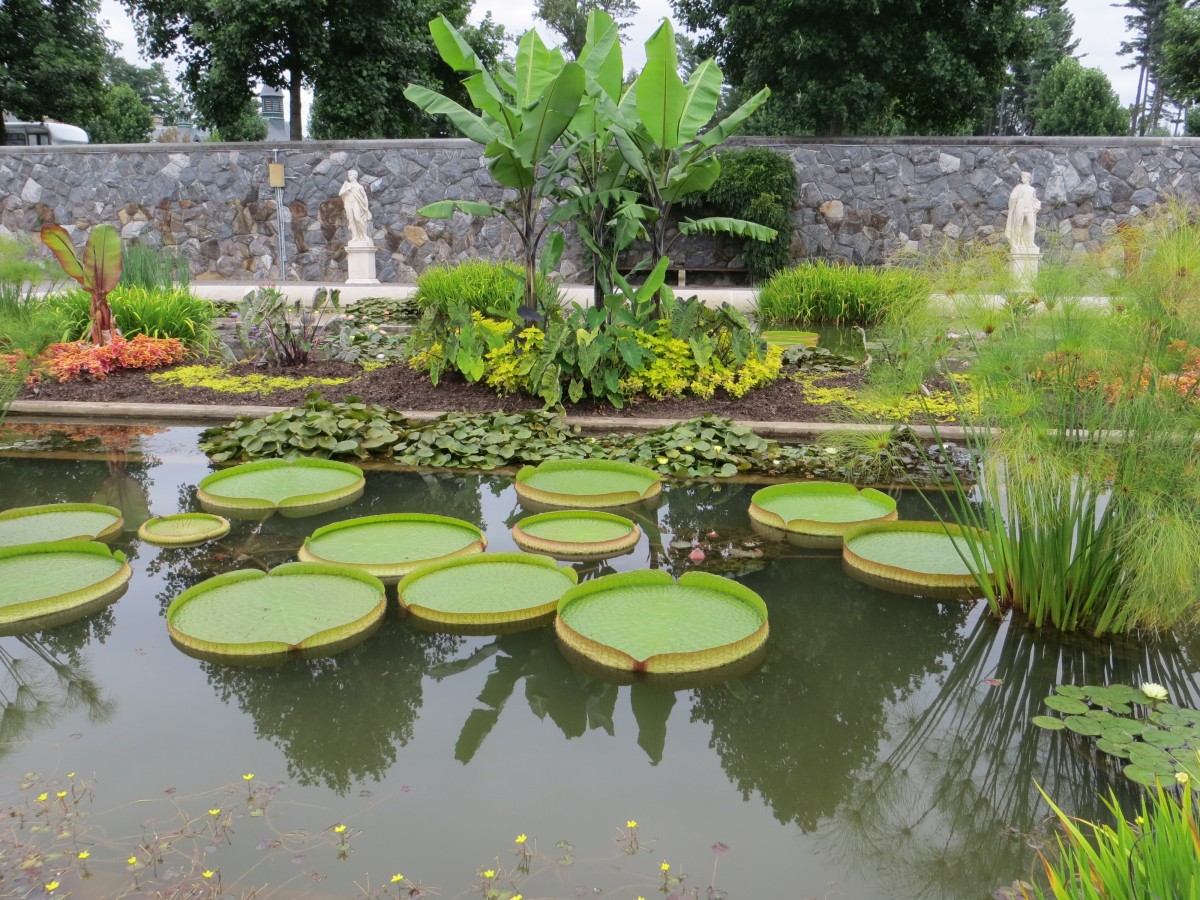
[[412, 259, 528, 313], [48, 285, 218, 350], [120, 241, 191, 290], [753, 260, 929, 326]]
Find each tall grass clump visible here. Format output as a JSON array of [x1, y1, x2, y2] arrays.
[[869, 206, 1200, 634], [0, 237, 62, 420], [412, 260, 532, 312], [120, 242, 191, 290], [754, 260, 929, 326], [1030, 781, 1200, 899], [48, 285, 218, 350]]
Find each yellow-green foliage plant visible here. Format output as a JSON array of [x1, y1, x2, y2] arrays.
[[150, 364, 351, 394], [1029, 781, 1200, 899]]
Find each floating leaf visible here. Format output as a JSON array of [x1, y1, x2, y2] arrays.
[[1053, 684, 1087, 700], [1064, 715, 1104, 736], [1095, 739, 1132, 759], [1141, 728, 1187, 749], [843, 521, 989, 590], [1044, 695, 1090, 715], [1032, 716, 1066, 731], [1123, 764, 1163, 787], [748, 482, 896, 545]]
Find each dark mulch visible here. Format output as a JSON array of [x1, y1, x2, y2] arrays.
[[22, 360, 861, 423]]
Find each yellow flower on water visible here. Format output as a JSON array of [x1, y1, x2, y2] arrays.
[[483, 869, 496, 879], [513, 895, 523, 900], [56, 791, 66, 799], [390, 873, 404, 883], [37, 792, 48, 802], [202, 870, 214, 878], [242, 773, 254, 781], [77, 850, 90, 860], [515, 834, 527, 844], [334, 824, 347, 833], [626, 820, 637, 829], [209, 808, 221, 816], [660, 861, 670, 872], [1176, 772, 1190, 785], [127, 856, 138, 865], [66, 772, 74, 779], [44, 881, 59, 892]]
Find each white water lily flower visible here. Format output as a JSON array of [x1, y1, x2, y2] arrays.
[[1141, 682, 1169, 701]]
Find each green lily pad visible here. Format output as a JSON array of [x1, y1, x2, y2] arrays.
[[1123, 764, 1164, 788], [197, 458, 365, 519], [166, 562, 386, 660], [1064, 715, 1105, 736], [555, 570, 768, 675], [0, 503, 123, 547], [298, 514, 486, 583], [397, 552, 578, 632], [761, 330, 819, 349], [1095, 739, 1132, 759], [1141, 728, 1187, 749], [138, 513, 230, 546], [1128, 744, 1175, 774], [0, 541, 132, 630], [1054, 685, 1087, 700], [1032, 716, 1066, 731], [1044, 695, 1091, 715], [748, 482, 897, 545], [843, 521, 990, 590], [514, 459, 662, 509], [1099, 728, 1136, 745], [512, 510, 641, 560]]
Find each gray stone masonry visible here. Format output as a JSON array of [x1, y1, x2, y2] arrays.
[[2, 136, 1197, 281]]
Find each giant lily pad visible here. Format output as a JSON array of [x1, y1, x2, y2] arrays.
[[761, 330, 819, 349], [749, 482, 897, 548], [166, 562, 386, 660], [514, 459, 661, 509], [138, 513, 230, 546], [842, 521, 989, 590], [298, 513, 486, 583], [512, 510, 640, 560], [0, 541, 132, 630], [197, 458, 365, 519], [0, 503, 123, 547], [555, 570, 768, 675], [397, 553, 578, 631]]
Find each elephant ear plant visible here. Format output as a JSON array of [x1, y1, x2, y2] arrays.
[[404, 17, 585, 316], [40, 224, 123, 346]]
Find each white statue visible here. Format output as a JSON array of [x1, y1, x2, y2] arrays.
[[1005, 171, 1041, 253], [339, 169, 372, 243]]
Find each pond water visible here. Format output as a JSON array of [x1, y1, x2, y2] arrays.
[[1, 424, 1198, 899]]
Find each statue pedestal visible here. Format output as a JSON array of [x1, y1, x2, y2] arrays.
[[345, 240, 379, 285], [1009, 249, 1042, 292]]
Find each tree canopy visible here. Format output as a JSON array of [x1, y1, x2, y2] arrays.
[[535, 0, 638, 58], [86, 84, 155, 144], [1161, 2, 1200, 105], [1031, 57, 1128, 135], [670, 0, 1028, 135], [993, 0, 1080, 134], [0, 0, 108, 144]]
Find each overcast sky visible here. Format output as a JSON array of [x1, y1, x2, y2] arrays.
[[100, 0, 1142, 114]]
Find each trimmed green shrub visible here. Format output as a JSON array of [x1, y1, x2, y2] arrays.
[[48, 285, 217, 350], [755, 261, 930, 326]]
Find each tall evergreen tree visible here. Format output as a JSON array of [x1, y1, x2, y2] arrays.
[[1117, 0, 1181, 135], [994, 0, 1080, 135]]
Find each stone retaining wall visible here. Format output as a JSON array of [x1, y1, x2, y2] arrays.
[[2, 136, 1197, 282]]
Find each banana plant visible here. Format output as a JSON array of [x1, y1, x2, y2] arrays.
[[40, 224, 123, 346], [404, 17, 586, 314]]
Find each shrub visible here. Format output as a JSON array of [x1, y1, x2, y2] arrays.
[[48, 285, 217, 349], [35, 335, 188, 383], [755, 261, 929, 326]]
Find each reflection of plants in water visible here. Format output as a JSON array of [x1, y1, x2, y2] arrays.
[[199, 617, 462, 794], [0, 631, 115, 749], [816, 605, 1200, 900]]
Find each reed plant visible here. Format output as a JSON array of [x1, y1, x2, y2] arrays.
[[119, 241, 191, 290], [1031, 781, 1200, 899], [753, 260, 929, 326], [48, 285, 218, 350]]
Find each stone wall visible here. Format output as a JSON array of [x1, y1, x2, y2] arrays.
[[2, 136, 1197, 282]]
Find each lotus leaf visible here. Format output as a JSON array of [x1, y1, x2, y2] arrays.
[[138, 513, 230, 546], [1043, 695, 1090, 715], [0, 541, 131, 628], [397, 553, 578, 630], [555, 570, 768, 675], [748, 482, 897, 545], [167, 562, 385, 659], [0, 503, 123, 547], [1063, 715, 1104, 736], [842, 521, 989, 589], [298, 514, 486, 583], [1032, 716, 1066, 731], [514, 459, 661, 509], [511, 511, 640, 559], [197, 458, 365, 518], [1095, 739, 1132, 759]]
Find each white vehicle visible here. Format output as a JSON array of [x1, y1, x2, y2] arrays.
[[4, 121, 90, 146]]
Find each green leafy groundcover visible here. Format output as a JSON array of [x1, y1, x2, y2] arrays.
[[749, 482, 897, 546], [396, 553, 578, 630], [1033, 682, 1200, 790], [0, 503, 123, 547], [298, 513, 486, 583], [842, 520, 989, 590], [514, 459, 662, 508], [0, 541, 132, 629], [138, 513, 230, 546], [555, 570, 769, 675], [197, 458, 365, 518], [512, 510, 640, 559], [166, 562, 386, 659]]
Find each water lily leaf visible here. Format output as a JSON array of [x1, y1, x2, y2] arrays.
[[1032, 716, 1066, 731], [1053, 684, 1087, 700], [1044, 695, 1091, 715], [1064, 715, 1104, 736], [1099, 727, 1135, 745], [1142, 728, 1187, 749], [1128, 744, 1175, 774], [1123, 764, 1163, 787], [1095, 738, 1132, 759]]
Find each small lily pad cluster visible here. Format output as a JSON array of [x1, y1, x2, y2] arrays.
[[1034, 682, 1200, 788], [781, 346, 860, 374], [591, 416, 769, 478]]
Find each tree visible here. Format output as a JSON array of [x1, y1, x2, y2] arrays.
[[1161, 3, 1200, 105], [87, 84, 155, 144], [993, 0, 1080, 135], [203, 98, 267, 142], [102, 52, 187, 122], [0, 0, 108, 145], [1117, 0, 1180, 135], [535, 0, 638, 58], [1031, 57, 1128, 135], [670, 0, 1027, 135]]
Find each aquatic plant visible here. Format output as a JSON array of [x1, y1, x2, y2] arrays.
[[749, 482, 897, 547], [514, 459, 662, 508], [842, 520, 989, 592], [0, 541, 131, 631], [0, 502, 123, 546], [138, 512, 230, 546], [196, 457, 365, 518], [511, 510, 641, 560], [298, 513, 486, 583]]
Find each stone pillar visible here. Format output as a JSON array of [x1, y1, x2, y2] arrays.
[[346, 240, 380, 285], [1009, 249, 1042, 292]]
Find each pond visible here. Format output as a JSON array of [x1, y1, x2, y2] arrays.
[[1, 423, 1198, 899]]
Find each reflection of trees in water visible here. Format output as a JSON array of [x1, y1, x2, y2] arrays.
[[816, 606, 1200, 900], [0, 626, 116, 752], [359, 471, 486, 525], [199, 617, 462, 794], [689, 557, 971, 832]]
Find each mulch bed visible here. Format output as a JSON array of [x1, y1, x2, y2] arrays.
[[21, 360, 860, 423]]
